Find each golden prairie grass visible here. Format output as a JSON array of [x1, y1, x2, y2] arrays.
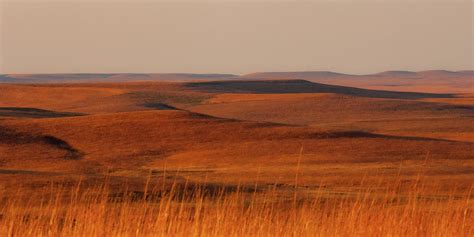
[[0, 173, 472, 237]]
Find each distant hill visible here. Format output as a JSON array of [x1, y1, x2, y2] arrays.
[[1, 71, 471, 93], [1, 70, 471, 84], [374, 71, 419, 78], [0, 73, 238, 83]]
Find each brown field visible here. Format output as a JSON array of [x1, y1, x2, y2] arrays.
[[0, 71, 473, 236]]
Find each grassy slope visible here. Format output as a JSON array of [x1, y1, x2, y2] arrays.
[[0, 80, 472, 191], [1, 109, 472, 192]]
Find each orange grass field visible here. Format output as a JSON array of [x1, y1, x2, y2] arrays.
[[1, 172, 472, 236], [0, 72, 473, 236]]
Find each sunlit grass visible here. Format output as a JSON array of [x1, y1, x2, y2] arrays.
[[1, 172, 472, 237]]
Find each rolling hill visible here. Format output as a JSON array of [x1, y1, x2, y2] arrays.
[[1, 109, 472, 189], [0, 77, 472, 192]]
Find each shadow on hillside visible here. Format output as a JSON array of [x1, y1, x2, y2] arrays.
[[0, 107, 84, 118], [306, 131, 462, 143], [0, 126, 84, 159], [143, 103, 178, 110], [185, 80, 453, 99]]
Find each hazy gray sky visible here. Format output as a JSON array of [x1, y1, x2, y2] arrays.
[[0, 0, 472, 74]]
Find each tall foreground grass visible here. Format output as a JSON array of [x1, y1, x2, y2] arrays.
[[0, 176, 472, 237]]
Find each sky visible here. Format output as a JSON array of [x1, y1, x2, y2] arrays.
[[0, 0, 472, 74]]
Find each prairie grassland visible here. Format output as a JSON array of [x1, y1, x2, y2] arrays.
[[0, 79, 473, 236], [0, 173, 472, 237]]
